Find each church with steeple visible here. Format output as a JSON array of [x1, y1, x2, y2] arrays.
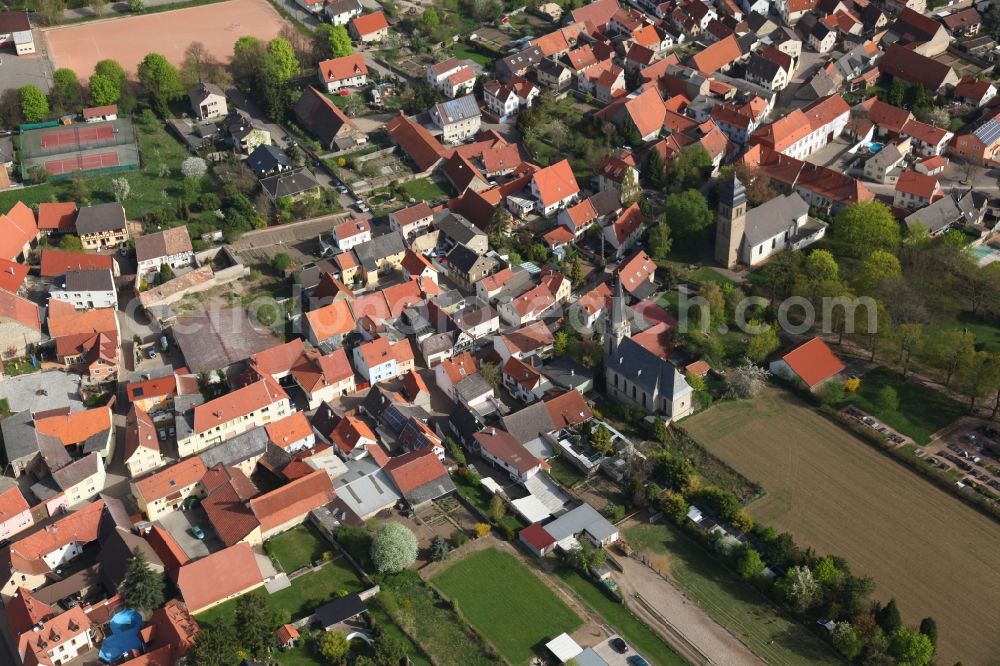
[[714, 174, 828, 269], [603, 276, 693, 420]]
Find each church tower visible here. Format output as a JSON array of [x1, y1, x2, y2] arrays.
[[605, 275, 631, 360], [714, 175, 747, 270]]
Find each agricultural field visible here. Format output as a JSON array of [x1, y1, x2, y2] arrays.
[[433, 548, 582, 665], [684, 388, 1000, 665]]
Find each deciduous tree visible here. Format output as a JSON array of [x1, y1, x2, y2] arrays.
[[920, 329, 975, 386], [370, 522, 418, 574], [833, 200, 900, 259], [20, 85, 49, 122], [745, 320, 780, 363], [188, 620, 238, 666], [831, 622, 864, 660], [778, 565, 820, 613], [888, 627, 934, 666], [648, 223, 671, 260], [50, 69, 82, 115], [330, 25, 354, 57], [138, 53, 184, 116], [736, 545, 765, 580], [664, 189, 712, 245]]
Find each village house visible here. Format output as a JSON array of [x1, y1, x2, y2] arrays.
[[294, 86, 365, 151], [531, 159, 580, 216], [350, 11, 389, 42], [135, 226, 195, 280], [352, 336, 414, 383], [188, 82, 227, 121], [50, 268, 117, 310], [46, 300, 120, 385], [123, 405, 165, 477], [483, 78, 540, 120], [318, 54, 368, 93], [503, 356, 550, 403], [325, 0, 363, 24], [221, 109, 271, 154], [430, 95, 482, 144], [332, 218, 372, 252], [176, 377, 291, 457], [175, 542, 266, 614], [389, 202, 435, 240], [82, 104, 117, 122], [750, 94, 849, 161], [247, 144, 293, 178], [0, 482, 32, 541], [893, 170, 941, 210], [494, 320, 555, 362], [132, 456, 207, 520], [952, 117, 1000, 165], [36, 201, 77, 236], [474, 427, 547, 483], [74, 203, 128, 250]]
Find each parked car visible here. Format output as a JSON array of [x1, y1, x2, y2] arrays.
[[146, 348, 157, 359], [191, 526, 205, 540], [627, 657, 649, 666], [611, 638, 629, 653]]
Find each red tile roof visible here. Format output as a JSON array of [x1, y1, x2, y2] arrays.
[[618, 249, 656, 294], [386, 112, 447, 172], [691, 35, 742, 74], [544, 390, 592, 429], [0, 288, 39, 331], [126, 374, 177, 403], [202, 466, 260, 547], [0, 484, 30, 526], [306, 299, 356, 341], [0, 203, 36, 262], [146, 524, 190, 570], [351, 10, 388, 35], [779, 337, 844, 387], [134, 457, 207, 503], [266, 411, 312, 448], [292, 347, 354, 393], [520, 522, 556, 551], [878, 43, 955, 91], [251, 469, 335, 533], [329, 415, 377, 454], [319, 54, 368, 83], [532, 159, 580, 208], [901, 119, 950, 145], [0, 257, 27, 294], [475, 427, 541, 474], [35, 406, 111, 446], [384, 448, 449, 493], [193, 378, 287, 434], [503, 355, 542, 391], [40, 248, 114, 277], [37, 202, 77, 232], [175, 542, 264, 613], [250, 339, 306, 378], [124, 404, 159, 461], [577, 281, 612, 317], [895, 169, 939, 199]]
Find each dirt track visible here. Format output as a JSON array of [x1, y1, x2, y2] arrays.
[[615, 553, 765, 666]]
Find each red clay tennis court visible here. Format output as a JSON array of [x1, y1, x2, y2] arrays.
[[45, 151, 120, 176], [40, 124, 115, 150]]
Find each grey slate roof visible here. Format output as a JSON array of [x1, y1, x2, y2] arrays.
[[260, 168, 319, 199], [445, 244, 484, 274], [455, 373, 493, 404], [904, 189, 988, 234], [0, 410, 38, 465], [745, 52, 783, 82], [436, 211, 485, 248], [605, 337, 692, 401], [188, 82, 225, 107], [398, 473, 456, 506], [744, 192, 808, 246], [199, 426, 269, 468], [501, 401, 556, 444], [64, 268, 114, 292], [542, 502, 618, 543], [589, 189, 622, 218], [353, 231, 406, 271], [247, 144, 292, 177], [75, 203, 126, 235]]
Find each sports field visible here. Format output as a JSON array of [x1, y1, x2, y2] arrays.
[[433, 548, 582, 665], [42, 0, 291, 77], [684, 388, 1000, 666]]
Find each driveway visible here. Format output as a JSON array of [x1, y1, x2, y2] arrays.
[[0, 370, 82, 412], [158, 508, 223, 559]]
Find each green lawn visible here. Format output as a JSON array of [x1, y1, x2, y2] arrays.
[[689, 266, 734, 287], [448, 42, 493, 66], [368, 602, 433, 666], [547, 456, 586, 489], [434, 549, 582, 665], [2, 357, 38, 377], [451, 472, 527, 535], [374, 572, 497, 666], [196, 557, 366, 628], [844, 366, 966, 444], [0, 114, 216, 224], [398, 177, 451, 203], [0, 398, 10, 419], [266, 525, 332, 573], [623, 524, 841, 666], [555, 568, 687, 666], [926, 311, 1000, 353]]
